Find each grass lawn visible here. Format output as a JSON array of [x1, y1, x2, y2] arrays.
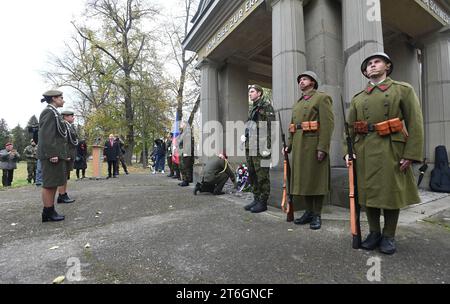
[[0, 161, 150, 190]]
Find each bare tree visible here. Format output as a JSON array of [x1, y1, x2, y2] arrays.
[[165, 0, 200, 126], [73, 0, 159, 163]]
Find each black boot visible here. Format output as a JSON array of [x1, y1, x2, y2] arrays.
[[194, 182, 202, 195], [310, 215, 322, 230], [244, 200, 259, 211], [294, 211, 314, 225], [361, 232, 382, 251], [250, 201, 267, 213], [57, 193, 75, 204], [379, 236, 396, 255], [179, 181, 189, 187], [42, 206, 65, 222]]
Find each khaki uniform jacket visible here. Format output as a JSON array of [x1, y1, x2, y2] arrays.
[[65, 121, 78, 161], [347, 77, 424, 209], [245, 96, 275, 158], [37, 105, 68, 160], [203, 156, 235, 185], [288, 90, 335, 195]]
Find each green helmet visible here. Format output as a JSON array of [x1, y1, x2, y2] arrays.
[[361, 52, 394, 78]]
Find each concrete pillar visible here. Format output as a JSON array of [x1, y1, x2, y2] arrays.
[[197, 59, 220, 160], [304, 0, 344, 167], [385, 36, 422, 98], [342, 0, 384, 101], [271, 0, 307, 152], [271, 0, 307, 207], [422, 28, 450, 162], [218, 58, 249, 162]]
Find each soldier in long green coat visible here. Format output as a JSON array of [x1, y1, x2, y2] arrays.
[[286, 71, 334, 230], [194, 153, 237, 195], [178, 122, 194, 187], [56, 107, 78, 204], [37, 90, 68, 222], [244, 85, 275, 213], [346, 52, 424, 254]]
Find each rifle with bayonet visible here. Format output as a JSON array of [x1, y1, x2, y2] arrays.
[[278, 112, 294, 222], [341, 96, 362, 249]]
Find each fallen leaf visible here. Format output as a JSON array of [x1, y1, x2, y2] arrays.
[[11, 223, 17, 226], [49, 246, 60, 250], [96, 211, 102, 215], [288, 229, 294, 232], [84, 243, 91, 249], [52, 276, 65, 284]]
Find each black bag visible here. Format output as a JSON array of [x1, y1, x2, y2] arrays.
[[429, 145, 450, 193]]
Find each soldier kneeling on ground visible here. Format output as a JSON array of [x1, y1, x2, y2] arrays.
[[194, 153, 237, 195]]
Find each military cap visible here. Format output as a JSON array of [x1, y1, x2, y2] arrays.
[[61, 107, 75, 116], [42, 90, 63, 97], [361, 52, 394, 77], [249, 84, 264, 95], [297, 71, 320, 90]]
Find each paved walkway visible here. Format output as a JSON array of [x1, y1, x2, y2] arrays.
[[0, 173, 449, 284]]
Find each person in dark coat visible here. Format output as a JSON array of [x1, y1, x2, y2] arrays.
[[37, 90, 68, 222], [115, 135, 129, 175], [74, 140, 88, 179], [103, 134, 121, 178]]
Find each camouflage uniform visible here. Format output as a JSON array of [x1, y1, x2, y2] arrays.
[[23, 143, 38, 183], [245, 95, 275, 206]]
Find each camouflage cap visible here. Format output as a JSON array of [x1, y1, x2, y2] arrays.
[[42, 90, 63, 97]]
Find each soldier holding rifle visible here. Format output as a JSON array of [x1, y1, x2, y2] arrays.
[[284, 71, 334, 230], [345, 52, 424, 254]]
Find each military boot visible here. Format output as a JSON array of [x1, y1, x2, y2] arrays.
[[42, 206, 65, 222], [178, 181, 189, 187], [379, 236, 396, 255], [250, 201, 267, 213], [310, 215, 322, 230], [361, 232, 382, 250], [294, 211, 314, 225], [244, 200, 259, 211], [57, 193, 75, 204], [193, 182, 202, 195]]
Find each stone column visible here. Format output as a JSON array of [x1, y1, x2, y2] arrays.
[[385, 36, 422, 99], [197, 59, 220, 160], [218, 58, 249, 162], [271, 0, 307, 207], [422, 28, 450, 162], [342, 0, 384, 101], [304, 0, 343, 167]]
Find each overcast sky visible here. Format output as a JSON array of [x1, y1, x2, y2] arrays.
[[0, 0, 179, 129]]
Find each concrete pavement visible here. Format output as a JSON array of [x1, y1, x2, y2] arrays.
[[0, 173, 449, 284]]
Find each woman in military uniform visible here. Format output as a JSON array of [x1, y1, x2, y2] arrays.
[[285, 71, 335, 230], [37, 90, 68, 222], [346, 52, 424, 254]]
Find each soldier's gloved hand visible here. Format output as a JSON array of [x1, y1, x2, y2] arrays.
[[344, 154, 357, 167], [399, 159, 413, 173], [282, 147, 291, 155], [317, 151, 326, 162]]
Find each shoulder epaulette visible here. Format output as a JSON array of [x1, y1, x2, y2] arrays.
[[392, 80, 413, 89]]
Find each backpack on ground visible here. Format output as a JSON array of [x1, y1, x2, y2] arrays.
[[429, 145, 450, 193]]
